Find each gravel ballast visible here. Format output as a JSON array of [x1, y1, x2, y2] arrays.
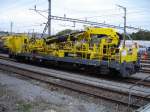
[[0, 70, 133, 112]]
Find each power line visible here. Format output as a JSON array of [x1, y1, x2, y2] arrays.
[[42, 15, 147, 37], [80, 10, 150, 19], [31, 9, 149, 37], [32, 9, 146, 31], [51, 15, 145, 30]]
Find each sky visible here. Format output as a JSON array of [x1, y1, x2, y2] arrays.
[[0, 0, 150, 34]]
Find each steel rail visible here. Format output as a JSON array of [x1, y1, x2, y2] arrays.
[[0, 58, 149, 109]]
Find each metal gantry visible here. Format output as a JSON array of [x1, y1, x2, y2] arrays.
[[30, 2, 148, 37], [40, 15, 146, 37]]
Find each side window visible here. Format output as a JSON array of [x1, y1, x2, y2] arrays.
[[90, 35, 100, 45], [24, 39, 27, 44]]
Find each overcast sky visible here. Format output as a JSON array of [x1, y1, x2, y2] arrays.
[[0, 0, 150, 34]]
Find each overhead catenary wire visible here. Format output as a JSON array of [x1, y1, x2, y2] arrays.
[[31, 8, 148, 31], [1, 0, 150, 33], [77, 10, 150, 19], [29, 8, 150, 37]]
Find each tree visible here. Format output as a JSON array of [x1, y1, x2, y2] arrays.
[[130, 30, 150, 40], [56, 29, 73, 36]]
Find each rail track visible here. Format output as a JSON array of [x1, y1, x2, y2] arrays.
[[0, 54, 150, 83], [1, 53, 150, 73], [0, 57, 150, 110], [0, 53, 150, 87], [140, 56, 150, 73]]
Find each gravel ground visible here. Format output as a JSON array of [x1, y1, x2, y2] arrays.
[[0, 70, 133, 112]]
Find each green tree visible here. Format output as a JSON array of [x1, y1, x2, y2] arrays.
[[56, 29, 73, 36], [130, 30, 150, 40]]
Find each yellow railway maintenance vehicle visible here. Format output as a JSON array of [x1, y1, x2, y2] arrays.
[[8, 27, 140, 77], [0, 35, 12, 53]]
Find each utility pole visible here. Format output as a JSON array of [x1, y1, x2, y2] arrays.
[[117, 5, 126, 47], [10, 21, 13, 35], [48, 0, 51, 36]]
